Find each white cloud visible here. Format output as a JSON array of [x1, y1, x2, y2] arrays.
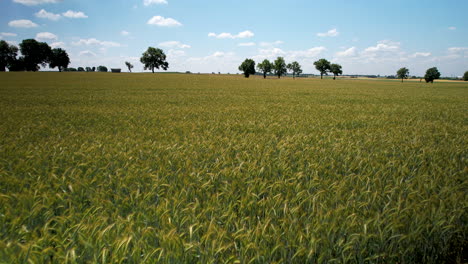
[[336, 47, 357, 57], [447, 47, 468, 58], [36, 32, 58, 41], [289, 47, 327, 59], [50, 41, 65, 49], [62, 10, 88, 18], [167, 49, 186, 57], [121, 30, 130, 36], [13, 0, 61, 6], [143, 0, 168, 6], [168, 50, 238, 73], [158, 41, 190, 49], [255, 48, 286, 59], [187, 51, 236, 61], [1, 32, 17, 37], [253, 46, 326, 62], [217, 33, 233, 39], [409, 52, 431, 58], [448, 47, 468, 53], [208, 30, 254, 39], [8, 20, 38, 28], [362, 40, 400, 55], [35, 9, 61, 21], [79, 50, 96, 57], [213, 51, 225, 57], [317, 28, 339, 37], [237, 30, 254, 38], [259, 40, 283, 47], [448, 26, 456, 30], [73, 38, 122, 47], [6, 40, 18, 46], [147, 16, 182, 27], [238, 42, 256, 47]]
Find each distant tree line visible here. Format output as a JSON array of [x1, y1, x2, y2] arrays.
[[0, 39, 70, 72], [238, 57, 343, 80]]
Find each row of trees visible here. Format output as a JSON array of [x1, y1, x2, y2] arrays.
[[3, 40, 466, 81], [63, 66, 109, 72], [1, 40, 170, 74], [0, 39, 70, 72], [238, 57, 343, 79], [397, 67, 444, 83]]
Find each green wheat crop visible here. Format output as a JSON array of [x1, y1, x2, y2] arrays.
[[0, 72, 466, 263]]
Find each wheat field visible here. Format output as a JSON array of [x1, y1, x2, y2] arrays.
[[0, 72, 466, 263]]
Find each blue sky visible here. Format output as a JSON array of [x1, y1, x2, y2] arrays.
[[1, 0, 467, 76]]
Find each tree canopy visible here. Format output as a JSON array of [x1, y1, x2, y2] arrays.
[[273, 57, 287, 79], [330, 63, 343, 80], [97, 66, 108, 72], [463, 71, 468, 81], [287, 61, 302, 79], [0, 40, 19, 72], [396, 67, 409, 82], [140, 47, 169, 73], [314, 58, 331, 79], [238, 59, 256, 78], [49, 48, 70, 72], [257, 59, 272, 79], [19, 39, 52, 72], [424, 67, 441, 83]]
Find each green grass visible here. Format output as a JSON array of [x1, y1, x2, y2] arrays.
[[0, 72, 467, 263]]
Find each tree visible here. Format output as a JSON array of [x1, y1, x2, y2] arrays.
[[424, 67, 441, 83], [273, 57, 287, 78], [49, 48, 70, 72], [19, 39, 52, 71], [125, 61, 134, 73], [314, 58, 331, 79], [140, 47, 169, 73], [8, 57, 25, 71], [330, 63, 343, 80], [238, 58, 256, 78], [287, 61, 302, 79], [0, 40, 19, 71], [463, 71, 468, 81], [396, 67, 409, 83], [97, 66, 108, 72], [78, 67, 85, 72], [256, 59, 272, 79]]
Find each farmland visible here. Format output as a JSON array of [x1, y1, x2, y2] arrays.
[[0, 72, 467, 263]]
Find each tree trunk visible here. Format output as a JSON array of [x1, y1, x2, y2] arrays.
[[278, 74, 280, 79], [321, 73, 323, 79], [333, 75, 336, 80], [401, 78, 403, 83], [0, 65, 6, 72], [293, 73, 295, 79], [152, 68, 154, 73], [263, 72, 266, 79]]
